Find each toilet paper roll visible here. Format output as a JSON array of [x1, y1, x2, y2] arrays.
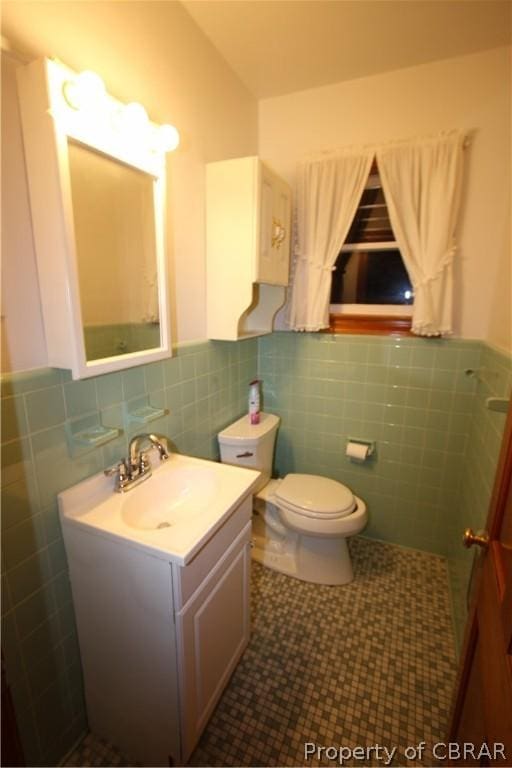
[[346, 442, 369, 461]]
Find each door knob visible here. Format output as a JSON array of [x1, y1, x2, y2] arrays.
[[462, 528, 489, 549]]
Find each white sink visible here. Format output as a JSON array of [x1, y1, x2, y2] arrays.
[[121, 464, 219, 530], [58, 452, 260, 564]]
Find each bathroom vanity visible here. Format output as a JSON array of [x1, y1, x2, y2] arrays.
[[58, 452, 260, 766]]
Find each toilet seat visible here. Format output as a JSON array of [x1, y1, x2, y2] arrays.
[[273, 473, 356, 519]]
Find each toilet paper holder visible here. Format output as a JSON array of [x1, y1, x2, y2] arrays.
[[346, 438, 375, 459]]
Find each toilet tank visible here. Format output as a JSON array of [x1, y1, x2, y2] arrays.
[[218, 412, 280, 493]]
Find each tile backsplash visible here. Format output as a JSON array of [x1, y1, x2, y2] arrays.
[[445, 343, 512, 650], [1, 331, 510, 765]]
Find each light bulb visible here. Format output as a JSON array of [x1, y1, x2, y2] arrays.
[[122, 102, 149, 130], [63, 70, 106, 112], [118, 102, 152, 147], [155, 124, 180, 153]]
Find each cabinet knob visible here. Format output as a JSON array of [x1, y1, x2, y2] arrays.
[[271, 219, 286, 250]]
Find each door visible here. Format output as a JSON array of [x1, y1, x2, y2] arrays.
[[449, 399, 512, 765], [1, 654, 25, 767]]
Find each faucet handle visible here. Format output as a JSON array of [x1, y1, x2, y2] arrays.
[[104, 459, 129, 481]]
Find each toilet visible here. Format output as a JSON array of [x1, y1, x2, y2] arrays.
[[218, 412, 368, 585]]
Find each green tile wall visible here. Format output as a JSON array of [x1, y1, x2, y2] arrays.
[[259, 332, 482, 556], [2, 329, 509, 765], [446, 344, 512, 651], [258, 332, 510, 655], [1, 338, 257, 766]]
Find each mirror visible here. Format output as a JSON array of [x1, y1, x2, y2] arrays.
[[17, 57, 177, 379], [67, 142, 161, 362]]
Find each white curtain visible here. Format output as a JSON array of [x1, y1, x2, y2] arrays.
[[288, 150, 374, 331], [376, 131, 465, 336]]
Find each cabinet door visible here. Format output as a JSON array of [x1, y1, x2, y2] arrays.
[[177, 524, 251, 761], [257, 165, 275, 284], [256, 165, 291, 286], [62, 525, 181, 767], [272, 176, 291, 286]]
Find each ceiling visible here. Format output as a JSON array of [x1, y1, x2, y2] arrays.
[[180, 0, 512, 99]]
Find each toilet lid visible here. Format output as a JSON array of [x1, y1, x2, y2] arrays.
[[274, 474, 356, 519]]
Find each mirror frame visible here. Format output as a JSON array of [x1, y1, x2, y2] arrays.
[[17, 57, 173, 379]]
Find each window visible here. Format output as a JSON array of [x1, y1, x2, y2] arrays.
[[328, 162, 413, 334]]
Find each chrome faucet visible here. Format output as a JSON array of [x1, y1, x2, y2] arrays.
[[128, 432, 170, 468], [105, 433, 170, 492]]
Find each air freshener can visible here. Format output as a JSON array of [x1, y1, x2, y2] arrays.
[[248, 379, 261, 424]]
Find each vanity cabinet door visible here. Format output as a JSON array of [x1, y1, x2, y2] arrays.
[[176, 522, 251, 762], [61, 525, 181, 768]]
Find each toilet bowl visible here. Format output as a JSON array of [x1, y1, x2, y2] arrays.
[[218, 413, 368, 585]]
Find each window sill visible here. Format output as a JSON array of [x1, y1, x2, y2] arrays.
[[323, 313, 414, 336]]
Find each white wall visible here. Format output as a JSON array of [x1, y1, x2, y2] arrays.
[[259, 47, 511, 352], [3, 10, 510, 370], [1, 0, 257, 373]]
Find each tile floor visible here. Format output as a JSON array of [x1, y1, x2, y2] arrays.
[[64, 733, 136, 768], [64, 537, 457, 767]]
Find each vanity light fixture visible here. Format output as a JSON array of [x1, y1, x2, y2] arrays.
[[60, 65, 179, 155]]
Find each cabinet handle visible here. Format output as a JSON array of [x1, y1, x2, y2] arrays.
[[271, 219, 287, 250], [274, 225, 286, 250], [271, 217, 281, 248]]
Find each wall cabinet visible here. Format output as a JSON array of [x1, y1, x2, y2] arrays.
[[17, 57, 173, 379], [62, 496, 252, 766], [206, 156, 292, 340]]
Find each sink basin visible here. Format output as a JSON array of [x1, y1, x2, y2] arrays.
[[122, 464, 219, 530], [58, 452, 261, 564]]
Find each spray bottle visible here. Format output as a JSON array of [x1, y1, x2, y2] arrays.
[[248, 379, 261, 424]]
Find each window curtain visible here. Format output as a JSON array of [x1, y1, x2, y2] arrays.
[[288, 150, 374, 331], [376, 131, 465, 336]]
